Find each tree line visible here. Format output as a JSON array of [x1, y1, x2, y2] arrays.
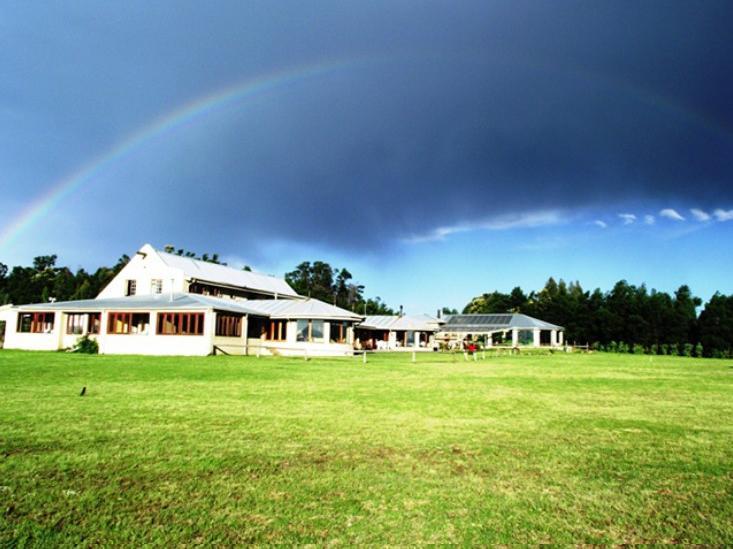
[[462, 278, 733, 358]]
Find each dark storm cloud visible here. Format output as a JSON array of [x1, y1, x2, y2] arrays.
[[2, 1, 733, 254]]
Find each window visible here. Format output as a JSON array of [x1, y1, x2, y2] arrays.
[[107, 312, 149, 334], [157, 313, 204, 335], [125, 280, 137, 296], [17, 312, 55, 334], [151, 279, 163, 294], [264, 319, 287, 341], [247, 316, 266, 339], [66, 314, 85, 335], [215, 314, 241, 337], [88, 313, 101, 334], [296, 319, 324, 342], [329, 321, 349, 344], [311, 320, 324, 342]]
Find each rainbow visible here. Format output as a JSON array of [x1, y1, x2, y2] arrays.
[[0, 57, 366, 250], [3, 54, 730, 252]]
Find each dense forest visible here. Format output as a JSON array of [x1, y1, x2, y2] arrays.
[[463, 278, 733, 358], [1, 252, 732, 357]]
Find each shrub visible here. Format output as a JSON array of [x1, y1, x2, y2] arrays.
[[591, 342, 601, 352], [607, 341, 618, 353], [695, 343, 704, 358], [682, 343, 693, 357], [650, 344, 658, 355], [669, 343, 679, 356], [632, 343, 645, 355], [73, 334, 99, 354], [660, 344, 669, 355], [618, 341, 629, 354]]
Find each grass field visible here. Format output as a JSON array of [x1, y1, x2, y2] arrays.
[[1, 350, 732, 545]]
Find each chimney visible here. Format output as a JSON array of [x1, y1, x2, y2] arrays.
[[399, 305, 403, 317], [437, 309, 441, 319]]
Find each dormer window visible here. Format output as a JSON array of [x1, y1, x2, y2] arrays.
[[126, 280, 136, 296]]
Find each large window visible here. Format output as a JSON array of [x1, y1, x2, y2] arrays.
[[263, 319, 287, 341], [329, 321, 349, 344], [157, 312, 204, 335], [297, 319, 324, 342], [17, 312, 55, 334], [107, 312, 149, 335], [66, 314, 85, 335], [215, 314, 241, 337]]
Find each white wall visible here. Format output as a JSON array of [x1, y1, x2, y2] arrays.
[[3, 310, 63, 351], [97, 244, 186, 299]]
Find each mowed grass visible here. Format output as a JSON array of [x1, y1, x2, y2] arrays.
[[1, 350, 732, 545]]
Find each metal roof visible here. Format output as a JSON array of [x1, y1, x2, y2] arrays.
[[243, 298, 363, 321], [441, 313, 563, 331], [155, 248, 299, 297], [358, 314, 443, 331], [14, 293, 265, 316]]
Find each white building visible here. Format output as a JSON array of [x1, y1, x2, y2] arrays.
[[98, 243, 299, 300], [354, 314, 443, 351], [1, 244, 361, 357]]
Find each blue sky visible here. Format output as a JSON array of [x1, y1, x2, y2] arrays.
[[1, 1, 732, 313]]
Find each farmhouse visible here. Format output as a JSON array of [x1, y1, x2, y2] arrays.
[[1, 244, 361, 357], [0, 243, 566, 356], [438, 313, 565, 348]]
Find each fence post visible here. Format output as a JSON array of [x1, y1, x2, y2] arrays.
[[362, 351, 367, 364], [411, 351, 416, 363]]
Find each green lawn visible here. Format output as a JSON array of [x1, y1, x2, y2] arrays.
[[1, 350, 732, 545]]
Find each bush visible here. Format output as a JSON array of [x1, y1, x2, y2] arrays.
[[682, 343, 693, 357], [650, 344, 658, 355], [73, 334, 99, 354], [591, 342, 601, 352], [607, 341, 618, 353], [632, 343, 645, 355], [660, 344, 669, 355], [669, 343, 679, 356], [617, 341, 629, 354], [695, 343, 704, 357]]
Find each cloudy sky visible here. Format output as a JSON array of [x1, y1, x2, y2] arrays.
[[1, 1, 732, 312]]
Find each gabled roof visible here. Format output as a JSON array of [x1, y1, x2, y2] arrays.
[[154, 248, 299, 298], [359, 314, 443, 332], [15, 293, 264, 316], [441, 313, 563, 331], [243, 298, 363, 321]]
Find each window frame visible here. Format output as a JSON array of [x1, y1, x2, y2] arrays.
[[215, 313, 242, 338], [17, 312, 55, 334], [156, 312, 204, 336], [296, 319, 325, 343], [66, 313, 85, 335], [329, 321, 349, 344], [125, 279, 137, 296], [151, 279, 163, 295], [107, 312, 150, 335], [266, 319, 287, 341], [88, 313, 101, 335]]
